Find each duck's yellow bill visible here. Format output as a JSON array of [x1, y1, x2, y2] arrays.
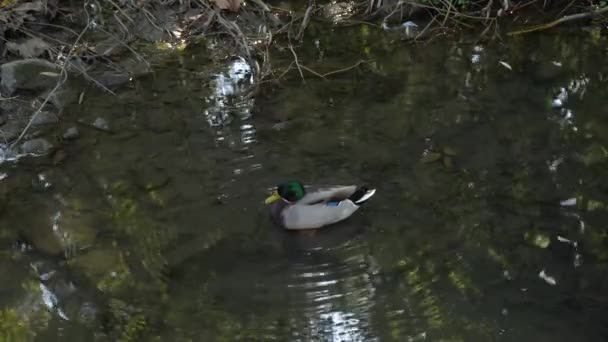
[[265, 191, 281, 204]]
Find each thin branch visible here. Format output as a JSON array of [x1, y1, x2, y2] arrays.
[[10, 22, 91, 149], [300, 64, 326, 79], [414, 16, 438, 41], [288, 44, 305, 82], [508, 5, 608, 36], [107, 0, 135, 23], [296, 0, 314, 41], [320, 60, 366, 77]]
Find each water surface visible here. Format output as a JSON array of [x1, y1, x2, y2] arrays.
[[2, 27, 608, 341]]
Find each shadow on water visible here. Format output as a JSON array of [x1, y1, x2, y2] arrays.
[[3, 26, 608, 341]]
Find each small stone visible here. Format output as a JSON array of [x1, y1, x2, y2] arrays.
[[21, 138, 54, 155], [92, 117, 110, 132], [63, 126, 80, 140]]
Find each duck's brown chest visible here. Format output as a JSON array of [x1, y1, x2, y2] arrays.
[[270, 200, 288, 226]]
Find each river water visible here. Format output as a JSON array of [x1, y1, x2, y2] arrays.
[[1, 26, 608, 341]]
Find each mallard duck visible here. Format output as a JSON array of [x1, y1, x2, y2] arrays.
[[264, 181, 376, 230]]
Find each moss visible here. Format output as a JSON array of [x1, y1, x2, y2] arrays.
[[0, 308, 35, 342]]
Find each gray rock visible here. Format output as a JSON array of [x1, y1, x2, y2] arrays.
[[31, 111, 59, 126], [91, 36, 127, 56], [63, 126, 79, 140], [43, 86, 78, 110], [119, 58, 151, 78], [0, 122, 22, 142], [92, 117, 110, 131], [21, 138, 53, 155], [96, 71, 131, 88], [131, 10, 176, 42], [0, 114, 6, 126], [1, 59, 62, 95]]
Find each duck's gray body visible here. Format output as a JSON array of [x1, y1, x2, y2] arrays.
[[270, 185, 373, 230]]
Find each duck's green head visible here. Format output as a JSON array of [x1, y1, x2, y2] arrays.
[[265, 181, 305, 204]]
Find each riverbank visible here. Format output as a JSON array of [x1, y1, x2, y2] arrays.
[[0, 0, 606, 163]]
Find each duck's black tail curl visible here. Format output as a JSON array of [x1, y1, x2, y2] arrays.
[[349, 186, 376, 205]]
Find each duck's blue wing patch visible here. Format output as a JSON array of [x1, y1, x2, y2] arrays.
[[326, 201, 341, 207]]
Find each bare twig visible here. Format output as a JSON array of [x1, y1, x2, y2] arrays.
[[216, 12, 252, 60], [482, 0, 493, 21], [288, 44, 305, 82], [382, 1, 404, 26], [441, 0, 454, 26], [415, 16, 438, 41], [141, 7, 169, 35], [555, 0, 577, 18], [320, 60, 366, 77], [10, 22, 91, 149], [300, 64, 326, 79], [26, 22, 80, 37], [95, 26, 149, 65], [508, 5, 608, 35], [64, 61, 117, 95], [107, 0, 135, 23], [112, 12, 131, 38], [296, 0, 314, 41], [251, 0, 271, 12]]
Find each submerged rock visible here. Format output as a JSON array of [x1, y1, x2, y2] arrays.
[[63, 127, 80, 140], [132, 166, 170, 190], [95, 71, 131, 88], [21, 138, 54, 155], [144, 111, 173, 133], [1, 59, 61, 95], [0, 122, 21, 142], [20, 207, 98, 257], [31, 111, 59, 126], [131, 9, 177, 42], [91, 36, 127, 57], [535, 61, 563, 82], [92, 117, 110, 132], [43, 86, 78, 110]]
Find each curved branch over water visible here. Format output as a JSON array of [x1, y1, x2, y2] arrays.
[[508, 6, 608, 36]]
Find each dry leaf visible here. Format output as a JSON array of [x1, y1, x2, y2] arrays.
[[498, 60, 512, 70], [212, 0, 242, 12], [39, 71, 60, 77]]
